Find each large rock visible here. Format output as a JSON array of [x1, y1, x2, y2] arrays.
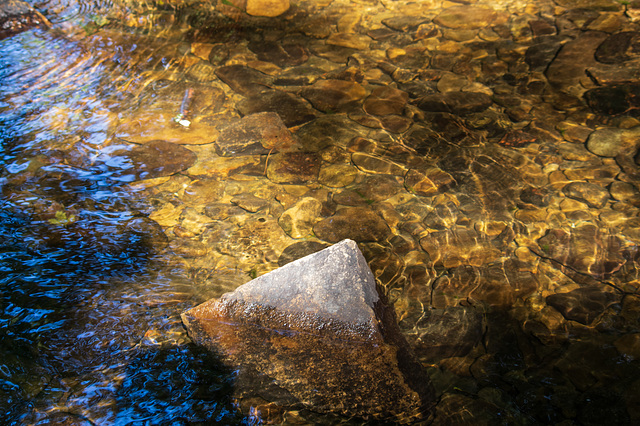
[[114, 82, 226, 145], [182, 240, 434, 421], [546, 31, 608, 93]]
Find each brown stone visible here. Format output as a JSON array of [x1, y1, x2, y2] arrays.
[[248, 40, 309, 67], [416, 92, 493, 115], [352, 152, 406, 175], [313, 207, 392, 243], [300, 79, 367, 113], [434, 6, 500, 30], [215, 65, 273, 96], [563, 181, 610, 208], [363, 86, 409, 116], [181, 240, 434, 421], [536, 225, 627, 278], [327, 33, 371, 50], [595, 32, 640, 64], [278, 197, 322, 238], [237, 89, 319, 128], [431, 261, 539, 309], [411, 307, 484, 362], [554, 0, 623, 11], [405, 168, 456, 196], [584, 84, 640, 116], [112, 140, 197, 180], [245, 0, 289, 17], [114, 82, 225, 145], [266, 152, 320, 184], [547, 286, 620, 325], [214, 112, 296, 156], [546, 31, 608, 91]]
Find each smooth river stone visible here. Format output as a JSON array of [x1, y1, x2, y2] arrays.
[[584, 84, 640, 116], [546, 286, 620, 325], [113, 140, 197, 180], [433, 6, 500, 30], [215, 65, 273, 96], [405, 168, 456, 196], [230, 193, 270, 213], [277, 240, 330, 266], [586, 127, 640, 157], [431, 260, 538, 309], [363, 86, 409, 116], [416, 92, 493, 115], [352, 152, 406, 175], [536, 225, 627, 278], [214, 112, 296, 156], [411, 307, 484, 362], [318, 163, 358, 187], [296, 115, 369, 151], [116, 112, 221, 145], [236, 89, 319, 128], [546, 31, 608, 91], [278, 197, 322, 238], [420, 229, 503, 270], [562, 181, 610, 208], [115, 82, 226, 144], [248, 40, 309, 67], [382, 16, 429, 32], [348, 112, 412, 133], [595, 32, 640, 64], [266, 152, 320, 184], [182, 239, 434, 421], [300, 79, 367, 113], [245, 0, 289, 17], [525, 41, 563, 72], [313, 207, 392, 243], [327, 33, 372, 50], [554, 0, 623, 11]]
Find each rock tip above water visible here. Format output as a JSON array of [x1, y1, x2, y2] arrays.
[[183, 238, 382, 341], [181, 238, 435, 421]]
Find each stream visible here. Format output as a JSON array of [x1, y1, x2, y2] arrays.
[[2, 0, 640, 424]]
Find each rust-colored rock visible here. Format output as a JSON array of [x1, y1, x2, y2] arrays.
[[182, 240, 434, 422]]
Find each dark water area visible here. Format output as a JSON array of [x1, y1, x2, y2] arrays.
[[2, 0, 640, 424]]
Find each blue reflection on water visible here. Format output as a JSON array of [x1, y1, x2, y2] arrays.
[[0, 18, 244, 425]]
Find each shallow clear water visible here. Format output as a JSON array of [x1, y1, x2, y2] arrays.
[[2, 0, 640, 424]]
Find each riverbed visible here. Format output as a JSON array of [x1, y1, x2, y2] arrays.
[[2, 0, 640, 424]]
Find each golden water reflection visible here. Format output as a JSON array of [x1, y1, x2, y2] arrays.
[[1, 0, 640, 423]]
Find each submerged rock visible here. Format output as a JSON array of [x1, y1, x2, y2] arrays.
[[236, 89, 319, 128], [245, 0, 289, 17], [112, 140, 197, 180], [300, 79, 367, 113], [313, 207, 392, 243], [214, 112, 296, 156], [182, 239, 434, 421]]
